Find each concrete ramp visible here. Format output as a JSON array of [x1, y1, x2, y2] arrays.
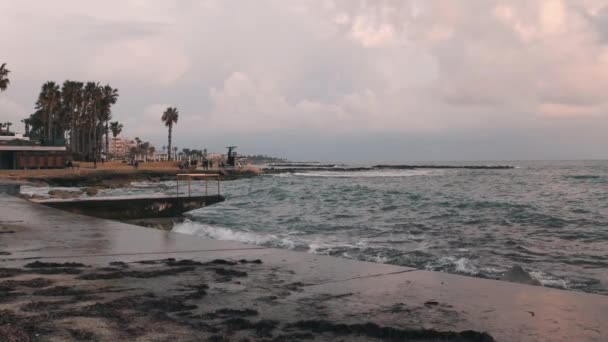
[[33, 194, 225, 220]]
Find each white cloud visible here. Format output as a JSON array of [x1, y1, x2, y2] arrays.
[[2, 0, 608, 159]]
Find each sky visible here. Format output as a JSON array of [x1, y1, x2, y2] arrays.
[[1, 0, 608, 162]]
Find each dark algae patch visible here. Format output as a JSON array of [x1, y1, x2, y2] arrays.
[[287, 320, 495, 341], [78, 266, 195, 280], [33, 286, 91, 297], [0, 278, 53, 290], [68, 328, 98, 341], [224, 318, 278, 337], [0, 268, 24, 278], [24, 261, 87, 268], [214, 268, 248, 277], [0, 260, 497, 341]]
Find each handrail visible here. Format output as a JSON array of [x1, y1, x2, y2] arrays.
[[176, 173, 221, 197]]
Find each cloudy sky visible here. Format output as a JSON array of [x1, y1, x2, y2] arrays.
[[1, 0, 608, 162]]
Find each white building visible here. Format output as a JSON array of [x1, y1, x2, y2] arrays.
[[109, 137, 135, 158]]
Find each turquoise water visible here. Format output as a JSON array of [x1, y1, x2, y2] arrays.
[[22, 160, 608, 294]]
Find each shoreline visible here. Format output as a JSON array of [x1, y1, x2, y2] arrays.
[[0, 195, 606, 341]]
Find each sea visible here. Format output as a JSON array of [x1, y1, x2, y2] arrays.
[[22, 160, 608, 295]]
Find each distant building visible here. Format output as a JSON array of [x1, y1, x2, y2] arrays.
[[0, 135, 66, 169], [152, 152, 169, 161], [109, 137, 136, 158]]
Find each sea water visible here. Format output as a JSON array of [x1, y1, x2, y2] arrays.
[[22, 160, 608, 294]]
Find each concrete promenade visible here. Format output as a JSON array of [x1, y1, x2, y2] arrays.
[[1, 195, 607, 341]]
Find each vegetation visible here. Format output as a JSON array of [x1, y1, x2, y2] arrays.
[[161, 107, 179, 161], [129, 136, 155, 160], [24, 80, 121, 161], [0, 63, 9, 92], [109, 121, 123, 157]]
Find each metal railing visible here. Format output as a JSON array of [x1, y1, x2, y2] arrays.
[[176, 173, 221, 197]]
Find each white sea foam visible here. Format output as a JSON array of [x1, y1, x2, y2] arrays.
[[172, 220, 305, 250], [454, 258, 479, 274], [529, 271, 569, 289], [173, 220, 274, 245], [294, 169, 438, 178]]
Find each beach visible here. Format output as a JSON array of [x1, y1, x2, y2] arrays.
[[1, 194, 607, 341]]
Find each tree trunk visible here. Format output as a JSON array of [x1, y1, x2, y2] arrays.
[[70, 110, 76, 153], [105, 121, 109, 159], [93, 121, 98, 167], [47, 105, 53, 145], [168, 124, 172, 161]]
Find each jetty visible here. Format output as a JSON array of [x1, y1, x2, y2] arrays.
[[32, 174, 224, 220], [263, 164, 515, 174], [0, 186, 606, 341]]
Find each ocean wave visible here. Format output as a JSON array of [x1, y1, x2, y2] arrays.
[[528, 271, 568, 289], [293, 169, 438, 178], [425, 256, 480, 275], [172, 220, 308, 250], [565, 175, 602, 180]]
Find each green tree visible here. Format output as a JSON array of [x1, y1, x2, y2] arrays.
[[100, 85, 119, 158], [61, 80, 84, 153], [161, 107, 179, 161], [0, 63, 10, 92], [36, 81, 61, 144], [109, 121, 123, 157]]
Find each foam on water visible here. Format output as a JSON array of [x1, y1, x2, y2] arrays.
[[172, 220, 305, 250], [293, 169, 438, 178]]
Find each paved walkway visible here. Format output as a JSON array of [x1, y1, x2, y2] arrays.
[[1, 195, 606, 341]]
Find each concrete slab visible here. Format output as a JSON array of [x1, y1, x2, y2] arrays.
[[296, 269, 608, 342], [1, 195, 607, 341], [0, 196, 263, 260]]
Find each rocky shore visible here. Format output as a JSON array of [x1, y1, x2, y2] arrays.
[[0, 258, 494, 341]]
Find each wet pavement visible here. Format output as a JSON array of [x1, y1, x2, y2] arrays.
[[1, 195, 607, 341]]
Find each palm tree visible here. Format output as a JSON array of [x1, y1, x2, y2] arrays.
[[109, 121, 123, 157], [21, 118, 30, 136], [0, 63, 10, 92], [36, 81, 61, 144], [100, 85, 119, 158], [161, 107, 179, 161], [61, 81, 83, 153]]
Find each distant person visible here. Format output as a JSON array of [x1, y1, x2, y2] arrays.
[[134, 160, 139, 169]]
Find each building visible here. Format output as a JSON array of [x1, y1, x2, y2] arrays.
[[109, 137, 136, 158], [0, 136, 66, 169], [152, 152, 169, 161]]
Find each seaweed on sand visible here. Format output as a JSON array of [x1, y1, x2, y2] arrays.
[[286, 320, 495, 342]]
